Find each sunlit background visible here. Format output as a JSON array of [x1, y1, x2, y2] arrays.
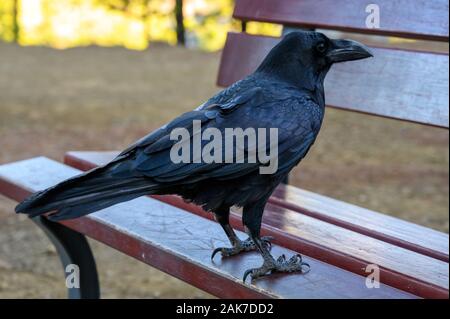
[[0, 0, 281, 51]]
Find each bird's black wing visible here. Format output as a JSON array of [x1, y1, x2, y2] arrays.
[[118, 87, 321, 184], [15, 86, 321, 220]]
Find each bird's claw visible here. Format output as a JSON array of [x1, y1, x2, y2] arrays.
[[243, 268, 254, 284], [243, 253, 310, 283], [210, 247, 224, 260], [211, 236, 273, 260]]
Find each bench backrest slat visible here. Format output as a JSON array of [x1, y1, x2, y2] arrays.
[[217, 33, 449, 127], [220, 1, 450, 127], [234, 0, 449, 41]]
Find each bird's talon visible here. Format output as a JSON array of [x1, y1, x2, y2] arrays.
[[300, 262, 311, 273], [243, 269, 254, 283], [287, 254, 301, 264], [261, 236, 273, 250], [211, 247, 223, 260], [277, 254, 286, 263]]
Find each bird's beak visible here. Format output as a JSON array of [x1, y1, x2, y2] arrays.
[[327, 39, 373, 63]]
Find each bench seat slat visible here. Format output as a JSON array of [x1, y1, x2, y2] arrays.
[[270, 185, 449, 262], [63, 151, 449, 298], [0, 157, 416, 299], [217, 32, 449, 128], [66, 151, 449, 262], [234, 0, 449, 42]]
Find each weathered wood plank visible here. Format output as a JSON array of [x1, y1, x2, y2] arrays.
[[217, 33, 449, 128], [66, 151, 449, 262], [0, 157, 416, 299], [234, 0, 449, 41], [63, 151, 449, 298], [270, 185, 449, 262]]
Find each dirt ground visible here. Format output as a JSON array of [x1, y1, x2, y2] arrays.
[[0, 41, 448, 298]]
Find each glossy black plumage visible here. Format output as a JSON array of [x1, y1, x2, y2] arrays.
[[17, 75, 322, 220]]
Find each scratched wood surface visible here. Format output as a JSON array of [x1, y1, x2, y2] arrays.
[[234, 0, 449, 41], [270, 185, 449, 262], [63, 151, 449, 298], [66, 151, 449, 262], [217, 33, 449, 128], [0, 157, 417, 299]]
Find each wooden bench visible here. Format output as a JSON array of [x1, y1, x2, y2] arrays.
[[0, 0, 448, 298], [63, 151, 449, 299], [0, 157, 416, 299]]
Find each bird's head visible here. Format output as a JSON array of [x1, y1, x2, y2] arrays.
[[256, 31, 373, 92]]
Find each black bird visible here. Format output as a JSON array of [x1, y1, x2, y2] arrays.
[[16, 31, 372, 282]]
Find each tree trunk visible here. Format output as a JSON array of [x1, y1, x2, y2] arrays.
[[175, 0, 185, 46], [12, 0, 20, 43]]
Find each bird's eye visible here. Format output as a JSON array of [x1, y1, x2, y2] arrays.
[[316, 42, 327, 53]]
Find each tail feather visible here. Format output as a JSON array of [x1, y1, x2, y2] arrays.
[[15, 162, 158, 221]]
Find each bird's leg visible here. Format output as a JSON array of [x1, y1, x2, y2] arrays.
[[242, 202, 310, 282], [211, 207, 272, 260]]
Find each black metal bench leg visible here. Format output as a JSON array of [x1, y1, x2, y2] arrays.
[[32, 216, 100, 299]]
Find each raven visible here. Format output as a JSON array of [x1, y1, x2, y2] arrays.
[[16, 31, 372, 282]]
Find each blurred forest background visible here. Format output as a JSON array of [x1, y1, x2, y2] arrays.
[[0, 0, 279, 50], [0, 0, 448, 298]]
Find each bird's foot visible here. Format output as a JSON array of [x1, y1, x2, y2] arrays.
[[211, 236, 272, 260], [243, 254, 310, 283]]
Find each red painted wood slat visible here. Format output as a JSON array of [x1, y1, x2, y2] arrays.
[[63, 151, 449, 298], [270, 185, 449, 263], [65, 148, 449, 264], [234, 0, 449, 42], [0, 157, 417, 299], [217, 32, 449, 128]]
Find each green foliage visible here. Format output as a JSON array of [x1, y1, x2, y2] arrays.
[[0, 0, 280, 51], [0, 0, 15, 42]]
